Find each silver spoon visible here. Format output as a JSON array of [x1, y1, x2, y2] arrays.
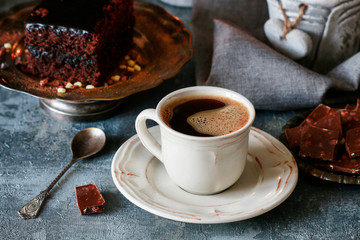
[[18, 127, 106, 219]]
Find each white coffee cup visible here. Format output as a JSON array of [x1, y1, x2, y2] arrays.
[[135, 86, 255, 195]]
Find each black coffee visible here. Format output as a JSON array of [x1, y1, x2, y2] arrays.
[[161, 95, 250, 137]]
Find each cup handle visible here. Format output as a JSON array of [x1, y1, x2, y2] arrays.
[[135, 109, 163, 162]]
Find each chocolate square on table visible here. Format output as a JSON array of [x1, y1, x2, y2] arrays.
[[75, 183, 105, 215], [299, 124, 340, 161], [345, 127, 360, 158]]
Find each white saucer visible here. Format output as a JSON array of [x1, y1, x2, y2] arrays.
[[111, 126, 298, 224]]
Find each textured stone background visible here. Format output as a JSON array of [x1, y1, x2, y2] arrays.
[[0, 0, 359, 239]]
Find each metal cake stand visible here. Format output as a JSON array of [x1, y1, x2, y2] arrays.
[[0, 1, 193, 121], [39, 99, 123, 121]]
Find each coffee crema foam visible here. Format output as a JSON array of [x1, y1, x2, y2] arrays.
[[187, 102, 249, 136], [161, 95, 250, 137]]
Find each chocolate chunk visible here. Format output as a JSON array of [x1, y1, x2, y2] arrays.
[[345, 99, 360, 111], [345, 127, 360, 158], [285, 126, 302, 148], [75, 183, 105, 215], [345, 104, 356, 110], [285, 110, 342, 148], [312, 111, 343, 139], [313, 153, 360, 174], [299, 124, 340, 161], [341, 109, 360, 131], [305, 104, 332, 123]]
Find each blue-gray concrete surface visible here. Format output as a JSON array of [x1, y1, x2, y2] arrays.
[[0, 1, 359, 239]]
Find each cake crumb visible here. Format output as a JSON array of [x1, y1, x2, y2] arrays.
[[39, 77, 49, 87], [36, 8, 49, 18]]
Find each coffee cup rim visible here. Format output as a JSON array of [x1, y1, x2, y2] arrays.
[[155, 86, 255, 140]]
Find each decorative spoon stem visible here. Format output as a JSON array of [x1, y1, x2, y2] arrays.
[[17, 159, 78, 219]]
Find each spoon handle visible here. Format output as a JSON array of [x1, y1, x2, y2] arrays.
[[18, 190, 49, 219], [18, 159, 75, 219], [45, 159, 75, 192]]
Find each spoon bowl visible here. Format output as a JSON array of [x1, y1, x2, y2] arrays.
[[71, 128, 106, 161]]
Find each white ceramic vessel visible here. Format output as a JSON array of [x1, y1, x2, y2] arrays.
[[135, 86, 255, 195]]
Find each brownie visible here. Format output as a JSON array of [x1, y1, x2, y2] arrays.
[[23, 0, 135, 86], [75, 183, 105, 215], [299, 124, 340, 161]]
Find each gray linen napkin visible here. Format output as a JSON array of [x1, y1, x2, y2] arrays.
[[190, 0, 360, 110]]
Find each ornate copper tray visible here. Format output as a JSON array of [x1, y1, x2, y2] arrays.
[[0, 1, 193, 101], [280, 111, 360, 185]]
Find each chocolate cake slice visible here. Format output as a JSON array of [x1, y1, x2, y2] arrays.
[[23, 0, 135, 86]]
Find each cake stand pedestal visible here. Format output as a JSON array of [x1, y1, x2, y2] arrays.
[[40, 99, 122, 122]]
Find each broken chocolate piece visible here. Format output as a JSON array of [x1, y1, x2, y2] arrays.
[[345, 99, 360, 111], [285, 126, 302, 148], [313, 153, 360, 174], [75, 183, 105, 215], [341, 109, 360, 131], [299, 124, 340, 161], [313, 111, 343, 139], [305, 104, 332, 123], [345, 104, 356, 110], [285, 111, 342, 148], [345, 127, 360, 158]]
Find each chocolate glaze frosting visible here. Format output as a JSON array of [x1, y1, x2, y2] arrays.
[[25, 0, 110, 33]]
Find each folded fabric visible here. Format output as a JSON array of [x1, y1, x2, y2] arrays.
[[190, 0, 360, 110]]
